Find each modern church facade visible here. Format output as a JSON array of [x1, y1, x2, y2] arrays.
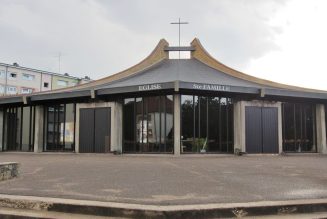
[[0, 38, 327, 155]]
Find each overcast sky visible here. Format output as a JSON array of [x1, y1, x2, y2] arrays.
[[0, 0, 327, 89]]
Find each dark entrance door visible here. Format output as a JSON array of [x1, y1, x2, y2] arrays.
[[79, 108, 111, 153], [79, 108, 94, 153], [245, 106, 278, 153], [6, 111, 18, 151]]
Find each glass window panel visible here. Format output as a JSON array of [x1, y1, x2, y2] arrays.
[[16, 107, 22, 150], [142, 98, 149, 152], [227, 98, 234, 153], [45, 104, 73, 151], [181, 95, 234, 154], [123, 95, 174, 153], [181, 95, 194, 153], [302, 104, 315, 152], [282, 103, 295, 151], [208, 97, 220, 152], [165, 95, 174, 153], [64, 104, 75, 150], [282, 103, 316, 152], [220, 97, 228, 152], [295, 104, 302, 152], [146, 96, 160, 152], [194, 96, 200, 152], [160, 96, 165, 151], [135, 97, 143, 152], [199, 96, 207, 152], [59, 105, 65, 147], [123, 98, 135, 152], [46, 106, 54, 150]]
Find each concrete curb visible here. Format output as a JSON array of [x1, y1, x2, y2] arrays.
[[1, 194, 327, 218]]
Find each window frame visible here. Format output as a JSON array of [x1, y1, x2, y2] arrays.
[[180, 94, 234, 154], [21, 87, 33, 94], [122, 95, 174, 154], [22, 73, 35, 81], [8, 72, 17, 80], [57, 80, 69, 87], [6, 86, 17, 94]]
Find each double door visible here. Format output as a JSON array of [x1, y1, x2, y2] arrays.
[[245, 106, 278, 153], [79, 107, 111, 153]]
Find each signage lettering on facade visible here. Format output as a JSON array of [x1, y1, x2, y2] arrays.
[[138, 83, 162, 91], [192, 83, 230, 91]]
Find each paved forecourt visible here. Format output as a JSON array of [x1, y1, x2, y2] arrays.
[[0, 153, 327, 205]]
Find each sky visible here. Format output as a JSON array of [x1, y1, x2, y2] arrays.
[[0, 0, 327, 89]]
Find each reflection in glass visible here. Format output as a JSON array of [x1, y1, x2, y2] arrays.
[[123, 98, 135, 152], [227, 98, 233, 152], [16, 107, 22, 150], [181, 95, 194, 152], [64, 104, 75, 150], [165, 95, 174, 152], [135, 97, 143, 152], [194, 96, 199, 152], [123, 95, 174, 153], [181, 95, 233, 153], [282, 103, 316, 152], [208, 97, 220, 152], [45, 104, 75, 151], [147, 96, 159, 152], [2, 106, 35, 151]]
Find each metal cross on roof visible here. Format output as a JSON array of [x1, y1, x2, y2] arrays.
[[171, 18, 189, 58]]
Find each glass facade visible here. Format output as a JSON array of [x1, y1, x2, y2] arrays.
[[0, 98, 322, 155], [181, 95, 233, 153], [123, 95, 174, 153], [2, 106, 35, 151], [44, 103, 76, 151], [282, 103, 316, 152]]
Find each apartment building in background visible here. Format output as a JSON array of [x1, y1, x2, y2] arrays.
[[0, 62, 91, 95]]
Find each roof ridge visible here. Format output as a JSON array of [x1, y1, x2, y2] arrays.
[[190, 38, 327, 93]]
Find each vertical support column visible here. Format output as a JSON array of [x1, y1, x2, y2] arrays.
[[316, 104, 327, 154], [174, 94, 181, 155], [277, 102, 283, 154], [111, 101, 123, 152], [0, 109, 3, 151], [75, 103, 81, 153], [233, 101, 242, 153], [34, 106, 44, 152], [240, 101, 246, 152]]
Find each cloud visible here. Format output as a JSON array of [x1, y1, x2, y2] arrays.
[[0, 0, 287, 79], [245, 0, 327, 89]]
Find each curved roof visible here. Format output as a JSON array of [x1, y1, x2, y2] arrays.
[[96, 59, 264, 89], [1, 38, 327, 105]]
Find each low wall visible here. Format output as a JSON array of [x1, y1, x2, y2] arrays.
[[0, 163, 19, 181]]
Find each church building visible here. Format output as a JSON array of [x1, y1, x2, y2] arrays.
[[0, 38, 326, 154]]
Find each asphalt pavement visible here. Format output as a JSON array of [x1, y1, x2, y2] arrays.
[[0, 153, 326, 205]]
